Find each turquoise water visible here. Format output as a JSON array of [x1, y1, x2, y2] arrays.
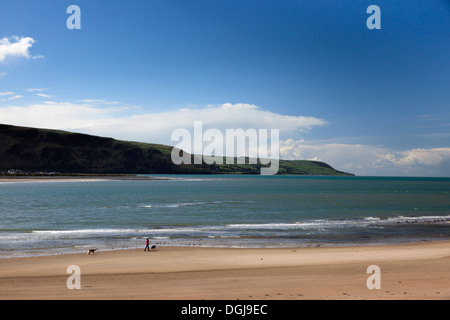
[[0, 175, 449, 257]]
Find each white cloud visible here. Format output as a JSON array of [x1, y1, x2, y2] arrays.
[[381, 148, 450, 167], [280, 139, 450, 176], [0, 94, 23, 102], [0, 101, 326, 142], [0, 91, 14, 96], [0, 101, 120, 130], [78, 99, 120, 105], [26, 88, 46, 92], [36, 93, 53, 98], [0, 36, 37, 61], [31, 54, 45, 60]]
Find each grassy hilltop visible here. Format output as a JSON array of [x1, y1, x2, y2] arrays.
[[0, 124, 353, 176]]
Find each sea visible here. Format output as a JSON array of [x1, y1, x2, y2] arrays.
[[0, 175, 449, 258]]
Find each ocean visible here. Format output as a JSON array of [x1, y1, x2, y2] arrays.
[[0, 175, 449, 258]]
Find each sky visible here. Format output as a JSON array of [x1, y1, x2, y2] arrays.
[[0, 0, 449, 176]]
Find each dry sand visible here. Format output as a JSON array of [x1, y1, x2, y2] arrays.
[[0, 241, 449, 300]]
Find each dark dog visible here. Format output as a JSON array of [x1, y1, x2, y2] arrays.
[[87, 248, 97, 255], [151, 245, 156, 251]]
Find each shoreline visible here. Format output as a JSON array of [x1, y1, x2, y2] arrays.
[[0, 238, 448, 260], [1, 240, 449, 300], [0, 175, 167, 183]]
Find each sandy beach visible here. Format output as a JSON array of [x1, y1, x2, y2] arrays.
[[0, 241, 449, 300]]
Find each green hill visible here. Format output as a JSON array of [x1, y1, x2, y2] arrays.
[[0, 124, 353, 176]]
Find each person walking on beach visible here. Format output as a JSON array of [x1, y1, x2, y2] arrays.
[[144, 238, 150, 252]]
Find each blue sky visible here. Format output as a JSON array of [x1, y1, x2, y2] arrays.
[[0, 0, 449, 176]]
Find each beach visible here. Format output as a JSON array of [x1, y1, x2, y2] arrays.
[[0, 241, 449, 300], [1, 176, 449, 300]]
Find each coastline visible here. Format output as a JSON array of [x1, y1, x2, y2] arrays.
[[1, 241, 449, 300], [0, 175, 165, 183]]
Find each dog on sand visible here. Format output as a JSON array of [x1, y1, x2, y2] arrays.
[[87, 248, 97, 255]]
